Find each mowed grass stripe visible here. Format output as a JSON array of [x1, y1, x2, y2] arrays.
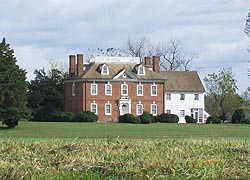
[[0, 121, 249, 139]]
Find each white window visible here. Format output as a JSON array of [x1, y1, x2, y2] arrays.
[[72, 82, 76, 96], [166, 109, 171, 114], [137, 65, 145, 75], [180, 110, 185, 117], [121, 83, 128, 96], [180, 94, 185, 100], [137, 84, 143, 96], [137, 103, 144, 115], [91, 102, 97, 114], [151, 103, 157, 116], [105, 83, 112, 96], [194, 94, 199, 101], [166, 93, 171, 100], [101, 64, 109, 75], [151, 84, 157, 96], [105, 102, 112, 115], [91, 83, 98, 95]]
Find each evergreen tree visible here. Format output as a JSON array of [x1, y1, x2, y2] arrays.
[[0, 38, 30, 127], [27, 68, 65, 121]]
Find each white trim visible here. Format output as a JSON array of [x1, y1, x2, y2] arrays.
[[137, 65, 145, 75], [151, 103, 157, 116], [91, 83, 98, 95], [180, 94, 185, 100], [105, 83, 112, 96], [105, 102, 112, 115], [113, 69, 138, 80], [91, 101, 98, 115], [136, 103, 144, 115], [137, 84, 143, 96], [121, 83, 128, 96], [166, 109, 171, 114], [72, 82, 76, 96], [90, 56, 140, 64], [101, 64, 109, 75], [180, 110, 185, 117], [194, 94, 199, 101], [166, 93, 171, 100], [151, 84, 157, 96]]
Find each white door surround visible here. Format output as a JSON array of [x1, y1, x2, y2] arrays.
[[118, 96, 131, 116]]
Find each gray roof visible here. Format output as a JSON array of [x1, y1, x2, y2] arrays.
[[76, 62, 165, 81], [160, 71, 205, 92]]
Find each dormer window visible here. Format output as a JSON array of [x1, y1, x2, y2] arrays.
[[137, 65, 145, 75], [101, 64, 109, 75]]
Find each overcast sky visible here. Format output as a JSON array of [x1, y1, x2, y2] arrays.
[[1, 0, 249, 92]]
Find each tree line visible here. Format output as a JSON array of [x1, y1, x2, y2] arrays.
[[86, 37, 199, 71], [0, 13, 250, 127]]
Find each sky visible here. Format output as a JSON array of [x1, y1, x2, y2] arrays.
[[0, 0, 249, 92]]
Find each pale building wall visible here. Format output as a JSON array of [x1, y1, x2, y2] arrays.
[[164, 92, 205, 123]]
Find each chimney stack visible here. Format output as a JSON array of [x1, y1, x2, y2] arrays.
[[69, 55, 76, 76], [144, 56, 151, 66], [153, 56, 160, 73], [77, 54, 84, 77]]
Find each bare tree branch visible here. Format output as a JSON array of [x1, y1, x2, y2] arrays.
[[156, 39, 199, 71], [180, 51, 199, 71], [123, 36, 152, 62], [245, 13, 250, 37], [157, 39, 181, 70]]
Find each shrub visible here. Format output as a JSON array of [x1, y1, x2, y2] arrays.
[[185, 115, 197, 123], [34, 105, 55, 121], [74, 111, 98, 122], [206, 116, 221, 124], [1, 107, 19, 128], [158, 113, 179, 123], [2, 117, 18, 128], [119, 114, 141, 124], [232, 109, 245, 124], [153, 115, 160, 123], [50, 111, 75, 122], [139, 112, 153, 124]]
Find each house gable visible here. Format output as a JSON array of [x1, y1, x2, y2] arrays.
[[113, 69, 138, 80]]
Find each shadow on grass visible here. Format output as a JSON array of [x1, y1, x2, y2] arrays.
[[0, 126, 13, 130]]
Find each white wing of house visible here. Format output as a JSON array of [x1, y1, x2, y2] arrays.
[[160, 71, 206, 123]]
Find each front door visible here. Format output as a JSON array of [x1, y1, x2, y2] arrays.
[[195, 112, 198, 121], [191, 108, 203, 123], [122, 104, 129, 115], [118, 97, 131, 116]]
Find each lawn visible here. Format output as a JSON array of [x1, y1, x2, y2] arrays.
[[0, 122, 249, 179], [0, 121, 250, 139]]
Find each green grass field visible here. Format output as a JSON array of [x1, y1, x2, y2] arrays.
[[1, 121, 250, 139], [0, 122, 249, 179]]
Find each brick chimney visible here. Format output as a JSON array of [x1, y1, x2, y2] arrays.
[[144, 56, 151, 66], [153, 56, 160, 73], [69, 55, 76, 76], [77, 54, 84, 77]]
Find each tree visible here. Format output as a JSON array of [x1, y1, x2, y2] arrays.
[[123, 36, 153, 62], [245, 13, 250, 38], [85, 47, 123, 62], [204, 68, 239, 120], [242, 89, 250, 106], [232, 109, 245, 123], [245, 13, 250, 79], [155, 39, 198, 71], [0, 38, 30, 127], [27, 68, 65, 121], [123, 37, 198, 70]]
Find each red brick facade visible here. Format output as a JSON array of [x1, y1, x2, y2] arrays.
[[64, 55, 165, 122]]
